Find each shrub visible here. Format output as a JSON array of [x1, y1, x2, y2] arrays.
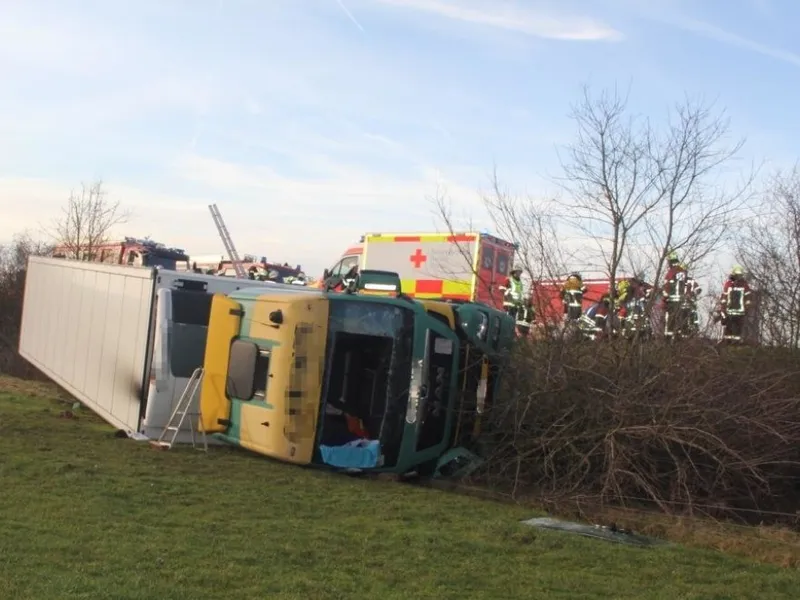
[[0, 234, 52, 379], [479, 337, 800, 525]]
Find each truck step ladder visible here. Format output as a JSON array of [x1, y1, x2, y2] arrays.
[[208, 203, 247, 279], [152, 367, 208, 451]]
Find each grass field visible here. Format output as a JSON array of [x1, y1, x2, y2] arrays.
[[2, 375, 800, 599]]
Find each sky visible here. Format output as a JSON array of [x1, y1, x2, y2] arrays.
[[0, 0, 798, 278]]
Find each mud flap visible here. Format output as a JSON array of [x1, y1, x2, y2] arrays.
[[199, 295, 243, 433]]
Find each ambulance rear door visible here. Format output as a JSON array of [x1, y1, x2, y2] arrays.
[[474, 235, 516, 310], [362, 233, 477, 300]]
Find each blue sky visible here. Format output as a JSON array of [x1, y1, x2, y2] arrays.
[[0, 0, 798, 276]]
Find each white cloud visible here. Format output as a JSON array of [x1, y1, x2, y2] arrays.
[[370, 0, 624, 41], [0, 150, 493, 276], [673, 17, 800, 67], [0, 175, 358, 275], [624, 1, 800, 68], [0, 7, 158, 78], [171, 152, 486, 221]]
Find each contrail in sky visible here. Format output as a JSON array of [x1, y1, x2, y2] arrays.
[[336, 0, 365, 32]]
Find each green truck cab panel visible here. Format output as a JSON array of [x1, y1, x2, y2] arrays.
[[199, 268, 516, 479], [392, 311, 461, 474]]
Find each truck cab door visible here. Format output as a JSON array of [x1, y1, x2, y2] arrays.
[[199, 294, 243, 433], [321, 255, 360, 288], [404, 316, 461, 469]]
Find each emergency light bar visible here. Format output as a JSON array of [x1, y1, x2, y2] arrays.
[[355, 269, 402, 295]]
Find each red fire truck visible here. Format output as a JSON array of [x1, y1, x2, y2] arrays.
[[531, 274, 618, 325], [52, 237, 190, 271]]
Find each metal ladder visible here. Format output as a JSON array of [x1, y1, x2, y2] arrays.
[[153, 367, 208, 451], [208, 203, 247, 279]]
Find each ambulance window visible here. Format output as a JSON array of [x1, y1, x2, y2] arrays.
[[481, 247, 495, 270], [496, 253, 509, 276]]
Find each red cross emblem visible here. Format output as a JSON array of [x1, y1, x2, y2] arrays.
[[409, 248, 427, 268]]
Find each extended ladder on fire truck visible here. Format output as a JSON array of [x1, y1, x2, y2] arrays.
[[208, 203, 247, 279]]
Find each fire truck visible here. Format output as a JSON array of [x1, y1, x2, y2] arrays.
[[317, 232, 518, 311], [211, 255, 305, 284], [531, 272, 666, 336], [530, 274, 616, 325], [52, 237, 190, 271]]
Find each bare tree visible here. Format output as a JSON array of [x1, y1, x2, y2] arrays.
[[555, 86, 753, 341], [480, 169, 568, 282], [49, 180, 129, 259], [427, 184, 482, 283], [739, 165, 800, 348], [431, 174, 567, 288], [641, 97, 753, 294], [557, 85, 661, 305]]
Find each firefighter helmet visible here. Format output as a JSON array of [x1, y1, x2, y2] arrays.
[[731, 265, 744, 276], [510, 267, 523, 275], [667, 251, 679, 264]]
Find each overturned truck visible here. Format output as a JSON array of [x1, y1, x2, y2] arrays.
[[19, 258, 516, 477], [199, 270, 516, 476]]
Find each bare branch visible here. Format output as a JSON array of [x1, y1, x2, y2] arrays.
[[46, 180, 130, 259], [555, 84, 662, 306], [642, 95, 756, 292], [739, 165, 800, 348]]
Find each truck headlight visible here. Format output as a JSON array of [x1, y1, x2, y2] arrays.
[[406, 360, 424, 424]]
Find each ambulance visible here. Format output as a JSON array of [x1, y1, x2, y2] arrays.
[[317, 232, 518, 311]]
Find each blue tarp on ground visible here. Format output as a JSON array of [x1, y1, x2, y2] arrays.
[[320, 439, 381, 469]]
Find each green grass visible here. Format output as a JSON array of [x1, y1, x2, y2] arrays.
[[2, 377, 800, 599]]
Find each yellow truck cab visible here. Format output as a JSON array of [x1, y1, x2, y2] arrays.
[[199, 271, 515, 476]]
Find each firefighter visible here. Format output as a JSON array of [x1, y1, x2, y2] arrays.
[[583, 294, 611, 340], [662, 251, 684, 288], [500, 267, 533, 326], [662, 252, 690, 338], [683, 266, 702, 332], [714, 265, 752, 343], [624, 275, 654, 337], [615, 278, 635, 335], [561, 272, 588, 321], [616, 278, 632, 305]]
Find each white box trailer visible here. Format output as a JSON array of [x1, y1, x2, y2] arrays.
[[18, 256, 282, 442]]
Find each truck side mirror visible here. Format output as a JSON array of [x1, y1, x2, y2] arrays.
[[323, 268, 331, 280]]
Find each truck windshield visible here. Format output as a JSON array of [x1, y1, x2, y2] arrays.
[[320, 299, 415, 467]]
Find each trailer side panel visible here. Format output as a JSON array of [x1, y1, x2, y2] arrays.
[[18, 257, 156, 432]]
